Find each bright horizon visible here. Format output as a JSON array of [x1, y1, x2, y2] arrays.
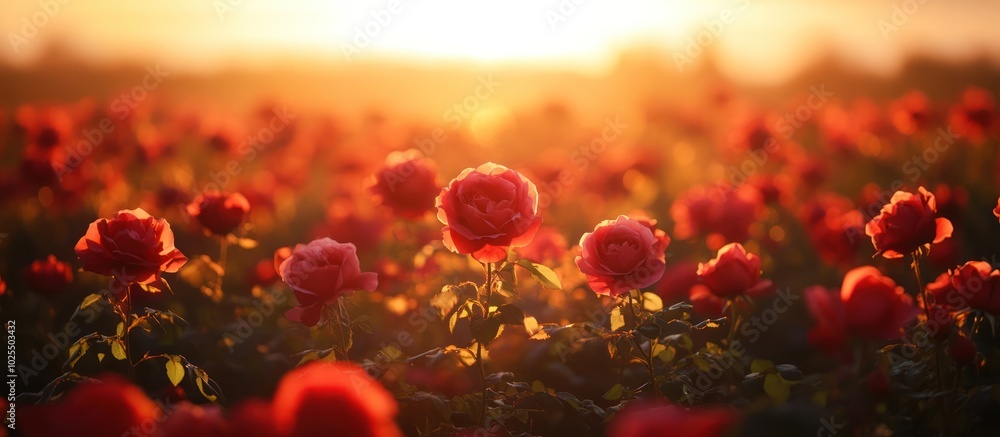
[[2, 0, 1000, 84]]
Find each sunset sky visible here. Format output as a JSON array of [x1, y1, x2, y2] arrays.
[[2, 0, 999, 84]]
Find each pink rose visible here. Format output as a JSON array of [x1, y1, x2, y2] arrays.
[[576, 215, 670, 297], [279, 238, 377, 326], [697, 243, 772, 299]]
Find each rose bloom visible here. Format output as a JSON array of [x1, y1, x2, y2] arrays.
[[273, 362, 401, 437], [670, 184, 761, 246], [805, 267, 919, 354], [949, 87, 994, 144], [514, 225, 568, 264], [929, 261, 1000, 315], [697, 243, 773, 299], [367, 149, 441, 218], [279, 238, 378, 326], [575, 215, 670, 297], [187, 191, 251, 236], [608, 401, 738, 437], [74, 208, 188, 288], [436, 162, 542, 263], [865, 186, 953, 258], [22, 375, 161, 437], [25, 254, 73, 296]]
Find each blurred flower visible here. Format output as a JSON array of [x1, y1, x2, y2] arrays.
[[246, 258, 279, 288], [514, 225, 568, 264], [865, 186, 953, 258], [187, 191, 251, 236], [608, 401, 737, 437], [949, 87, 994, 144], [805, 267, 918, 354], [575, 215, 669, 297], [22, 375, 161, 437], [226, 400, 280, 437], [670, 184, 761, 245], [654, 261, 699, 306], [929, 261, 1000, 315], [799, 194, 865, 268], [696, 243, 772, 299], [155, 402, 227, 437], [74, 208, 187, 289], [279, 238, 377, 326], [272, 362, 401, 437], [25, 254, 73, 296], [994, 197, 1000, 222], [436, 162, 542, 263], [889, 91, 933, 135], [366, 149, 441, 219]]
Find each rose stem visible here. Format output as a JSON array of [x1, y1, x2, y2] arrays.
[[217, 236, 229, 298], [627, 290, 658, 397], [911, 251, 948, 436], [478, 262, 495, 427]]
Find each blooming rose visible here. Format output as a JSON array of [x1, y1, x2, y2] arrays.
[[930, 261, 1000, 315], [25, 254, 73, 296], [575, 215, 670, 297], [367, 149, 441, 218], [279, 238, 377, 326], [74, 208, 188, 288], [187, 191, 251, 236], [805, 267, 919, 354], [273, 362, 401, 437], [865, 186, 953, 258], [608, 401, 738, 437], [697, 243, 773, 299], [22, 375, 161, 437], [670, 184, 761, 246], [436, 162, 542, 263]]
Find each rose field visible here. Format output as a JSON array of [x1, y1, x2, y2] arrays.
[[3, 2, 1000, 437]]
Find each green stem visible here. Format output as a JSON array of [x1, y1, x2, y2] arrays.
[[913, 252, 949, 437], [217, 237, 229, 296], [627, 291, 658, 398], [478, 262, 495, 426]]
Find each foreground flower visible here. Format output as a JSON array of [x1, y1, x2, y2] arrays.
[[805, 267, 919, 353], [697, 243, 772, 299], [865, 186, 953, 258], [575, 215, 669, 297], [22, 375, 160, 437], [273, 362, 401, 437], [435, 162, 542, 263], [608, 401, 738, 437], [928, 261, 1000, 315], [278, 238, 377, 326], [367, 149, 441, 218], [187, 191, 251, 236], [25, 254, 73, 296], [74, 208, 188, 288]]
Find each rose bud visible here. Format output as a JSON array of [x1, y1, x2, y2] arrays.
[[187, 191, 250, 236], [25, 254, 73, 296], [435, 162, 542, 263], [697, 243, 773, 299], [366, 149, 441, 219], [278, 238, 377, 326], [865, 186, 953, 258], [74, 208, 187, 290], [575, 215, 670, 297], [273, 362, 401, 437]]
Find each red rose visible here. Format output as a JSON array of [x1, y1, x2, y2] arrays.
[[993, 197, 1000, 222], [436, 162, 542, 263], [864, 186, 953, 258], [366, 149, 441, 218], [608, 401, 737, 437], [187, 191, 250, 236], [278, 238, 377, 326], [155, 402, 227, 437], [22, 375, 160, 437], [74, 208, 188, 288], [946, 261, 1000, 315], [697, 243, 772, 299], [226, 400, 280, 437], [25, 254, 73, 296], [575, 215, 670, 297], [806, 267, 918, 354], [514, 226, 568, 264], [670, 184, 761, 245], [273, 362, 401, 437]]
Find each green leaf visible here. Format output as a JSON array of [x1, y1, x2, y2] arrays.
[[642, 292, 663, 312], [764, 373, 792, 403], [166, 356, 185, 386], [531, 380, 546, 393], [610, 307, 625, 332], [471, 317, 502, 346], [110, 340, 127, 361], [751, 359, 774, 374], [431, 286, 460, 318], [196, 377, 218, 402], [603, 383, 623, 401], [515, 259, 562, 290], [495, 304, 525, 325], [79, 293, 102, 310]]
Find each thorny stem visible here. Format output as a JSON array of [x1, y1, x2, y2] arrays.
[[912, 252, 949, 437], [627, 290, 659, 398], [478, 262, 495, 426]]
